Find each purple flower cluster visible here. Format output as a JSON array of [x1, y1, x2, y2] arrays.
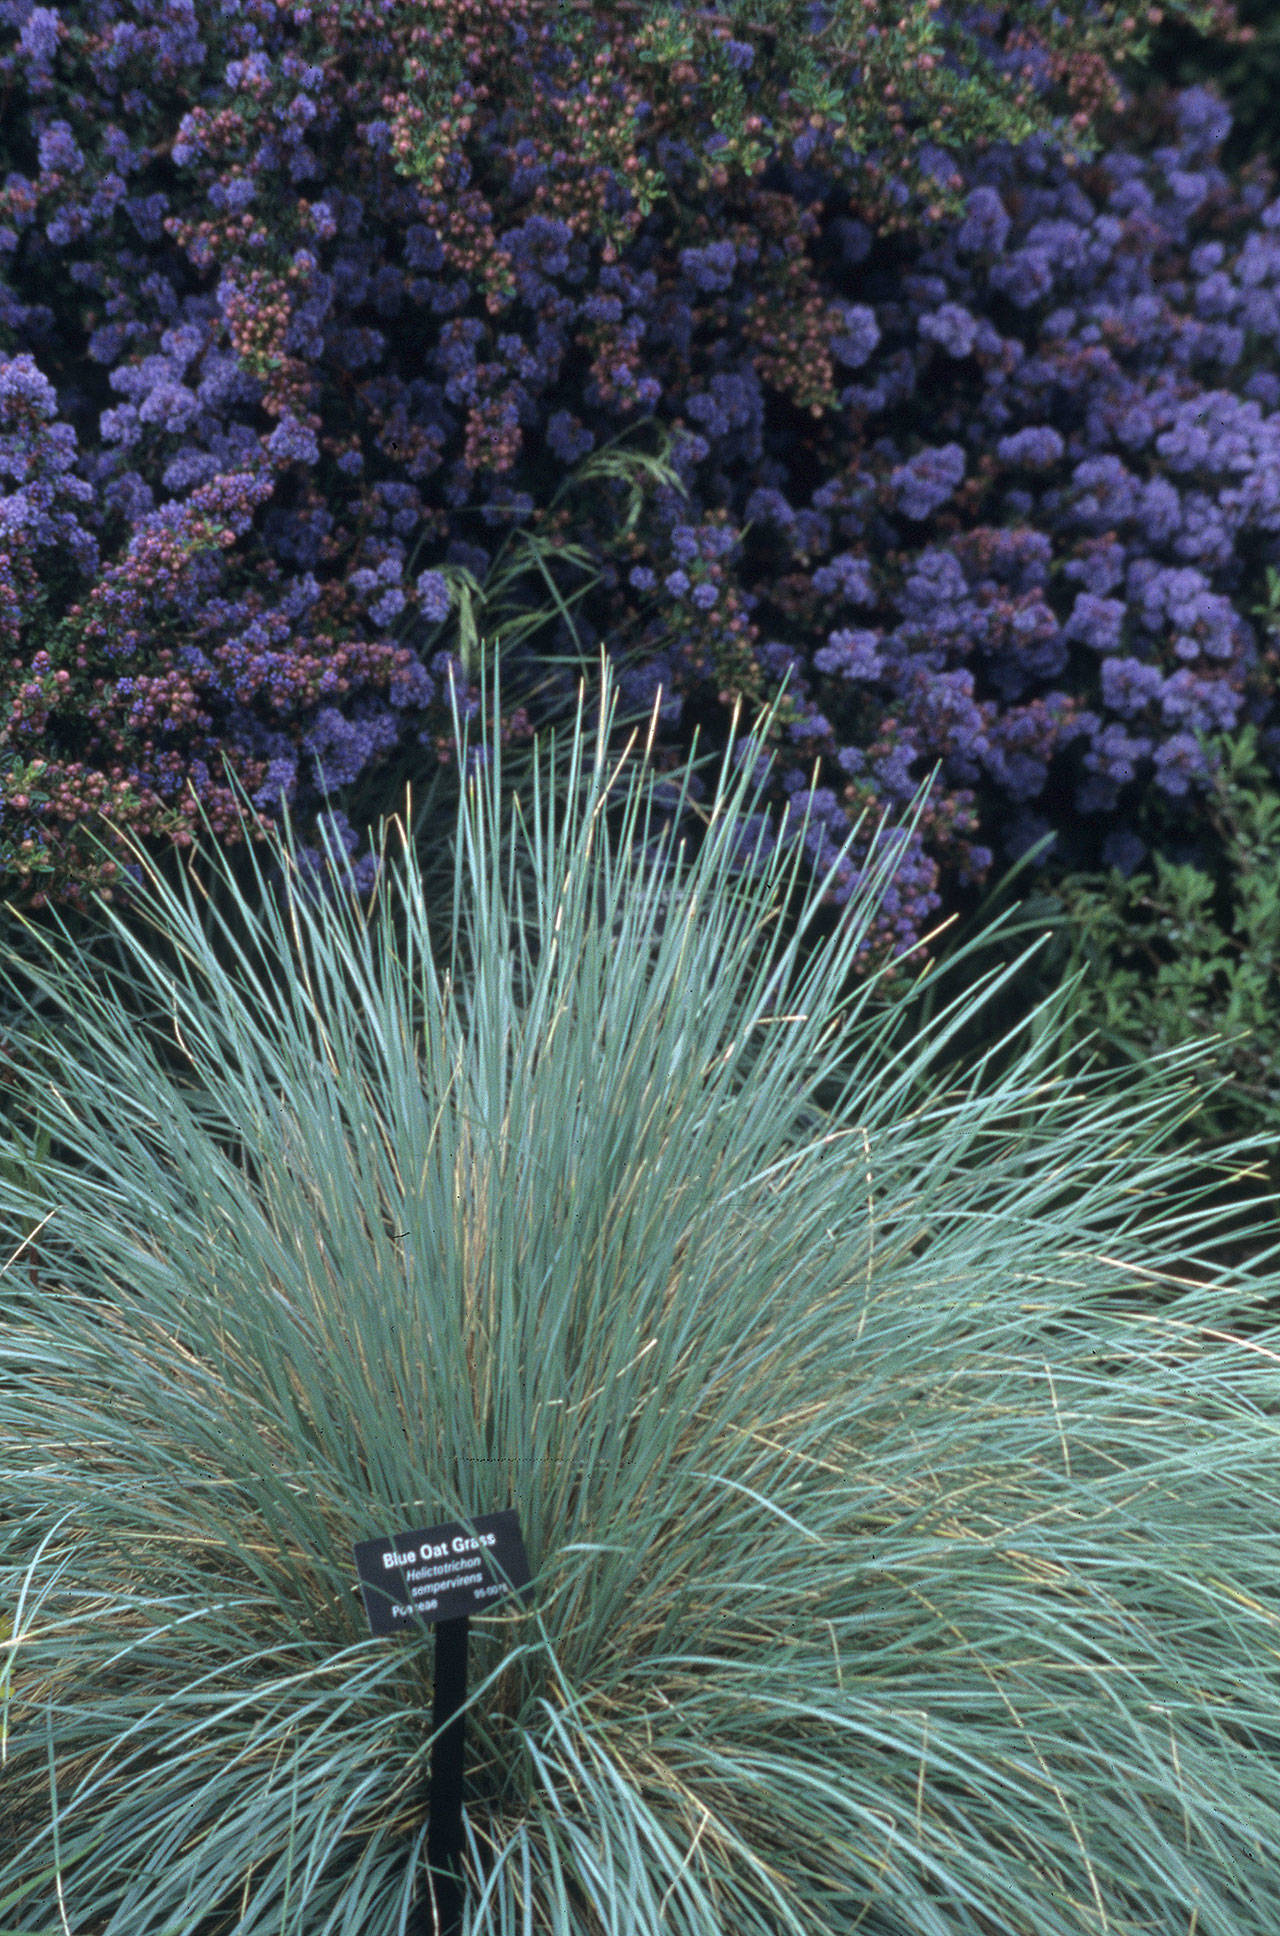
[[1, 0, 1277, 964]]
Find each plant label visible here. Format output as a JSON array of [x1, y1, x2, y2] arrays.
[[353, 1508, 532, 1636]]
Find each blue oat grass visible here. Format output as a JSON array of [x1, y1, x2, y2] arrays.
[[1, 656, 1280, 1934]]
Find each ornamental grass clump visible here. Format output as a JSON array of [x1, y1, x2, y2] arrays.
[[3, 659, 1280, 1935]]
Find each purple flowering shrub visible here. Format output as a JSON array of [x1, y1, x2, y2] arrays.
[[514, 76, 1280, 965], [1, 0, 1279, 976], [569, 78, 1280, 948]]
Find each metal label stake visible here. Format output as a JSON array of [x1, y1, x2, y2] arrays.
[[425, 1614, 468, 1936], [352, 1508, 533, 1936]]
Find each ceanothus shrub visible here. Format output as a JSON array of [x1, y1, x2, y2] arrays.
[[535, 76, 1280, 934], [1, 0, 1278, 976]]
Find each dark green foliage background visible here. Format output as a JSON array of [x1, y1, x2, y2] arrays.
[[1124, 0, 1280, 181]]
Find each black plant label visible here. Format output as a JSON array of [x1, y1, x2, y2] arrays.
[[353, 1508, 532, 1635]]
